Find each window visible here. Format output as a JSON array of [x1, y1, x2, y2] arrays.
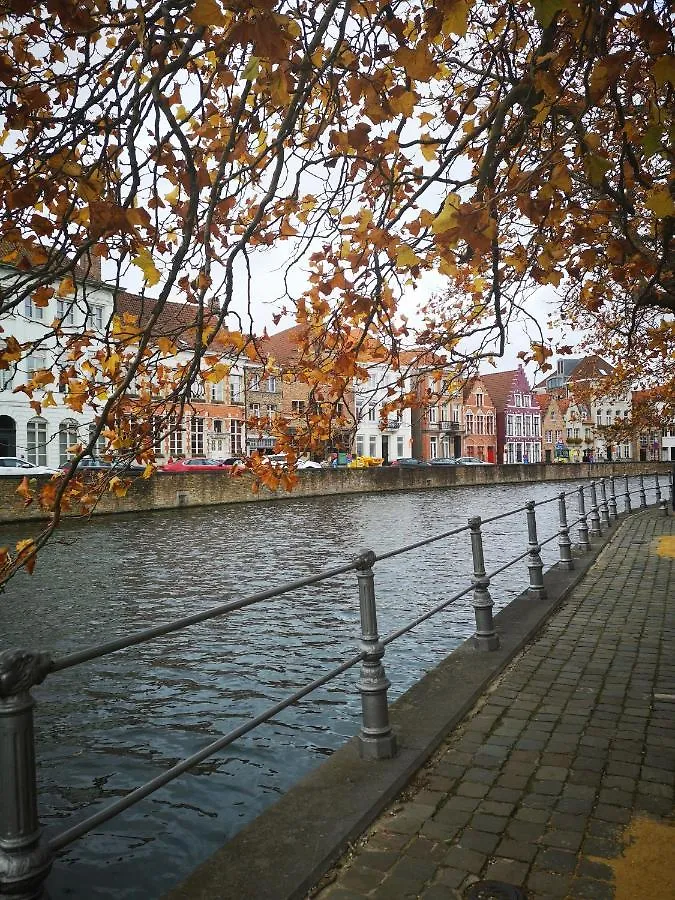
[[507, 415, 514, 436], [476, 392, 483, 407], [91, 305, 104, 330], [514, 393, 522, 406], [524, 416, 531, 437], [368, 404, 377, 421], [213, 419, 222, 433], [291, 400, 306, 415], [605, 412, 612, 426], [27, 418, 48, 466], [59, 419, 80, 464], [428, 405, 437, 424], [533, 418, 540, 437], [465, 411, 474, 433], [229, 375, 242, 404], [250, 403, 260, 419], [0, 368, 13, 391], [555, 429, 563, 442], [567, 428, 573, 439], [152, 418, 163, 456], [56, 299, 75, 325], [429, 437, 438, 458], [369, 435, 377, 457], [355, 398, 364, 421], [622, 442, 630, 459], [574, 427, 580, 439], [356, 435, 364, 457], [515, 416, 523, 437], [169, 417, 184, 457], [336, 402, 344, 415], [585, 428, 592, 440], [249, 372, 261, 391], [452, 406, 459, 423], [210, 380, 226, 402], [25, 353, 47, 379], [24, 298, 44, 320], [230, 419, 243, 454], [266, 376, 277, 393], [476, 415, 484, 435], [191, 417, 204, 456], [545, 430, 553, 443], [265, 403, 276, 424], [596, 410, 602, 426], [486, 415, 494, 435], [396, 436, 404, 456]]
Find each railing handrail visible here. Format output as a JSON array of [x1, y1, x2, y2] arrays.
[[0, 468, 670, 898]]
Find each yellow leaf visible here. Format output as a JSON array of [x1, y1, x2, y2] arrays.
[[203, 363, 231, 383], [102, 352, 120, 376], [420, 135, 439, 161], [645, 186, 675, 218], [442, 0, 470, 37], [395, 244, 421, 268], [389, 90, 417, 118], [189, 0, 227, 27], [132, 247, 161, 286], [108, 476, 129, 498], [653, 55, 675, 87], [165, 185, 179, 204], [431, 194, 461, 234], [584, 154, 611, 186], [242, 55, 260, 82]]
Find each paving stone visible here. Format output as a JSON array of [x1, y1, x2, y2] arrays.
[[484, 858, 530, 885], [535, 847, 578, 874], [527, 870, 573, 896], [470, 813, 509, 835], [567, 876, 616, 899], [539, 829, 583, 851], [452, 830, 500, 854], [456, 782, 490, 799], [388, 855, 439, 886], [434, 866, 465, 889], [495, 838, 539, 863], [442, 846, 486, 874], [338, 864, 387, 892], [577, 858, 614, 881]]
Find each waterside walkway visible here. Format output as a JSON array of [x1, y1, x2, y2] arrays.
[[311, 508, 674, 900]]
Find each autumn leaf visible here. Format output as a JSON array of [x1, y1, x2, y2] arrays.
[[189, 0, 228, 27], [132, 247, 161, 286], [431, 194, 461, 234], [645, 186, 675, 218]]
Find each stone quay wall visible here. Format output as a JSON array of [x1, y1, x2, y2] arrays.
[[0, 462, 670, 525]]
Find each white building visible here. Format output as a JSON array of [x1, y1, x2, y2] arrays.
[[353, 364, 413, 463], [0, 256, 115, 468]]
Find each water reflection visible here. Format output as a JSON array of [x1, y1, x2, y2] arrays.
[[0, 478, 653, 898]]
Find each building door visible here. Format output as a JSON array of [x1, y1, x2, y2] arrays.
[[0, 415, 16, 456], [487, 445, 495, 463], [453, 435, 462, 458], [381, 434, 389, 464], [545, 449, 551, 463]]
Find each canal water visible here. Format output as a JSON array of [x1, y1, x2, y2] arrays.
[[0, 477, 652, 898]]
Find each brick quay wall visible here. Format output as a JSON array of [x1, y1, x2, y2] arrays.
[[0, 462, 670, 525]]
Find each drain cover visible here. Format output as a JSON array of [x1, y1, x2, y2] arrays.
[[464, 881, 527, 900]]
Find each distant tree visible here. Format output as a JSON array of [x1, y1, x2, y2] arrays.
[[0, 0, 673, 582]]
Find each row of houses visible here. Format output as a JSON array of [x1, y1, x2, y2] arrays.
[[1, 258, 672, 468]]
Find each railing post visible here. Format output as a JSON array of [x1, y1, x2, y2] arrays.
[[468, 517, 499, 650], [654, 473, 661, 505], [577, 486, 591, 551], [557, 493, 575, 570], [599, 478, 611, 529], [639, 473, 647, 508], [0, 650, 53, 900], [624, 473, 632, 513], [608, 475, 618, 522], [354, 551, 397, 759], [588, 482, 602, 537], [525, 501, 547, 598]]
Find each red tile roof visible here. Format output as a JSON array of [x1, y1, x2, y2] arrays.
[[479, 368, 522, 411]]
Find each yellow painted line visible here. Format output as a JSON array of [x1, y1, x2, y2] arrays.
[[655, 535, 675, 558], [591, 816, 675, 900]]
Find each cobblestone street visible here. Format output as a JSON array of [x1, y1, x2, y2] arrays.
[[312, 509, 674, 900]]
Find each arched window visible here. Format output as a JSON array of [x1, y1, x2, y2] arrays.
[[27, 418, 48, 466], [59, 419, 80, 464]]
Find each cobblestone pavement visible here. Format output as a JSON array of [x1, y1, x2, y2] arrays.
[[311, 509, 674, 900]]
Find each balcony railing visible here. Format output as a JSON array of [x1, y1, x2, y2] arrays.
[[0, 471, 670, 897]]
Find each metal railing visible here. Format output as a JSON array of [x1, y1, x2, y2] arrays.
[[0, 471, 671, 898]]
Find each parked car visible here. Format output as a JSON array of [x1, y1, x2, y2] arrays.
[[0, 457, 58, 476], [390, 457, 429, 467], [61, 456, 145, 475], [429, 457, 457, 466], [160, 458, 236, 473], [455, 457, 493, 465]]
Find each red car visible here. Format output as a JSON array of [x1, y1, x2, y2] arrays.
[[160, 457, 239, 473]]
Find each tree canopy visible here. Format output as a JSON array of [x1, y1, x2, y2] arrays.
[[0, 0, 673, 581]]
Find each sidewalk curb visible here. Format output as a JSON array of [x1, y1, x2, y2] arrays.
[[163, 515, 637, 900]]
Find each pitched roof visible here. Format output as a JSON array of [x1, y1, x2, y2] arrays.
[[568, 355, 614, 381], [479, 368, 523, 410], [536, 392, 554, 413]]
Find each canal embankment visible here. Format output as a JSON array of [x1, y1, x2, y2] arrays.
[[163, 506, 674, 900], [0, 461, 670, 524]]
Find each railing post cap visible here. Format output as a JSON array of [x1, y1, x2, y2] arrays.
[[526, 499, 535, 510], [468, 515, 482, 528], [354, 549, 376, 570], [0, 649, 52, 698]]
